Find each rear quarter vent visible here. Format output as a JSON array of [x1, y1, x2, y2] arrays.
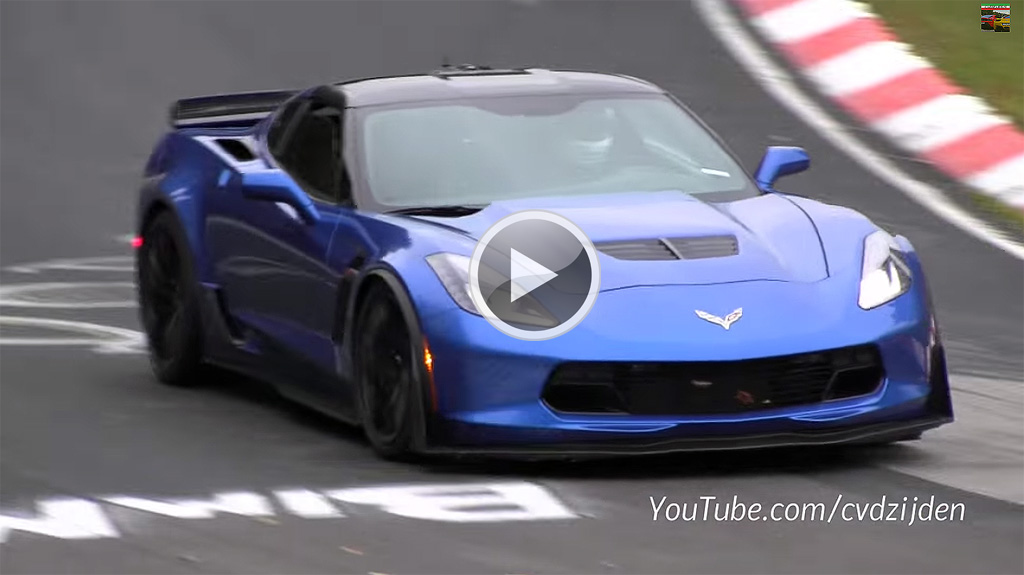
[[213, 138, 257, 162]]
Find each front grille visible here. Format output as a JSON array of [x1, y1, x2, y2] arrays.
[[596, 235, 739, 261], [542, 345, 884, 415]]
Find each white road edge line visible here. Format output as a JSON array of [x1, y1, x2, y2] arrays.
[[693, 0, 1024, 261]]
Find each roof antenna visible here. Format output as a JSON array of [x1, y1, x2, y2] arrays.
[[442, 54, 450, 68]]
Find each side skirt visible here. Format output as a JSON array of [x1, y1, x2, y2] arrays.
[[197, 284, 360, 426]]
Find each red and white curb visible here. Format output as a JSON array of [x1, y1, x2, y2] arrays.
[[736, 0, 1024, 211]]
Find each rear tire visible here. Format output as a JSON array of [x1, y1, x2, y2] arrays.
[[353, 285, 423, 460], [136, 211, 205, 387]]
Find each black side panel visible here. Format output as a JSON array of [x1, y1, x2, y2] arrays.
[[331, 251, 367, 346], [926, 344, 954, 418]]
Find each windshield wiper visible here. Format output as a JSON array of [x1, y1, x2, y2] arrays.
[[388, 205, 485, 217]]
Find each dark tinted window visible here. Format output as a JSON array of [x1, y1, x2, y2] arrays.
[[276, 104, 343, 202], [267, 99, 304, 155]]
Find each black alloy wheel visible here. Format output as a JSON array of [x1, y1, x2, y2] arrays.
[[354, 286, 423, 460], [136, 211, 204, 386]]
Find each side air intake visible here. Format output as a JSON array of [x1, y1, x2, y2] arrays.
[[213, 138, 257, 162]]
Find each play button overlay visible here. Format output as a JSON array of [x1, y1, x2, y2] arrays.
[[510, 249, 558, 302], [469, 210, 601, 341]]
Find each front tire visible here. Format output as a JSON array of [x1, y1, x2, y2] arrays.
[[136, 211, 204, 387], [353, 285, 424, 460]]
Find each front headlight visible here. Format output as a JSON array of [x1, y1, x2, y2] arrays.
[[425, 252, 558, 328], [858, 230, 912, 310], [425, 253, 478, 313]]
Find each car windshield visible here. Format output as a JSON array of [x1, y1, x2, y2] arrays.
[[353, 94, 760, 211]]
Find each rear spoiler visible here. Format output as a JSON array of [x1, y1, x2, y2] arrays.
[[169, 90, 297, 128]]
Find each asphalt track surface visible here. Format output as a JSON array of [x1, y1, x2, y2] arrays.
[[1, 1, 1022, 574]]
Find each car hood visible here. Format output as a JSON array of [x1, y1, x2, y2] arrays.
[[407, 190, 829, 290]]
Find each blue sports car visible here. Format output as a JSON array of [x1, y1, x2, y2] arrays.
[[135, 65, 953, 460]]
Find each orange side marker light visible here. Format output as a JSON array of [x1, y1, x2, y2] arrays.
[[423, 339, 438, 412]]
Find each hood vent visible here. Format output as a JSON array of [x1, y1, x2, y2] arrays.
[[665, 235, 739, 259], [596, 235, 739, 261]]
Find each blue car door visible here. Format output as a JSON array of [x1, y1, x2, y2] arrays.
[[207, 94, 359, 406]]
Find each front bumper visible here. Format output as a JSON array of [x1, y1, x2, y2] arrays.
[[417, 274, 954, 455], [421, 416, 951, 459]]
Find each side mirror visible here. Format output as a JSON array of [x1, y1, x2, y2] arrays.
[[754, 146, 810, 191], [240, 170, 320, 224]]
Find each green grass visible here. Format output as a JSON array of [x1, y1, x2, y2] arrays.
[[863, 0, 1023, 129], [970, 191, 1024, 231]]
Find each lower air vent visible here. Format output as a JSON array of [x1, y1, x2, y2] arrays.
[[596, 235, 739, 261], [542, 345, 885, 416]]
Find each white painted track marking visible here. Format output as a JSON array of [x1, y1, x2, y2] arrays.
[[104, 493, 276, 519], [0, 316, 145, 354], [693, 0, 1024, 260], [5, 255, 133, 274], [0, 500, 119, 543], [327, 482, 578, 523], [273, 489, 345, 518], [1, 482, 579, 543], [0, 282, 136, 308]]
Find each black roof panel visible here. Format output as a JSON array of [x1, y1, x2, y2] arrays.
[[335, 68, 664, 107]]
